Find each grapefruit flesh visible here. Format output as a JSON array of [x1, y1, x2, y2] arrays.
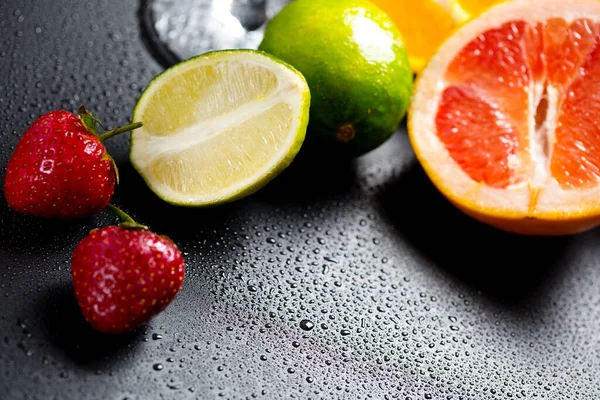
[[409, 0, 600, 235], [438, 18, 600, 190]]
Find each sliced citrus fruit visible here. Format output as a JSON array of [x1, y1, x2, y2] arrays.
[[130, 49, 310, 207], [409, 0, 600, 235]]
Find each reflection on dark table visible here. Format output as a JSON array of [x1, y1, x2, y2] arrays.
[[142, 0, 291, 67]]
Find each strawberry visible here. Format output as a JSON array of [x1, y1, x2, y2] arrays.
[[3, 107, 142, 219], [71, 206, 185, 334]]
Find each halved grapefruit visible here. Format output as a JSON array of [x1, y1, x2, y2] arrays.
[[409, 0, 600, 235]]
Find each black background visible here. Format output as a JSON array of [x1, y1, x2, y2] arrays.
[[1, 1, 599, 399]]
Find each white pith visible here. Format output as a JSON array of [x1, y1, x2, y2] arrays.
[[410, 0, 600, 218], [131, 52, 309, 205], [135, 88, 293, 157]]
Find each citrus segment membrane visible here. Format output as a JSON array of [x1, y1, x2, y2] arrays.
[[436, 17, 600, 191]]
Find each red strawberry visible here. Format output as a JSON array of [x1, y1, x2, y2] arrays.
[[71, 209, 185, 334], [4, 107, 141, 219]]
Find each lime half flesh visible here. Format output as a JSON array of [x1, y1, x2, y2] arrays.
[[130, 49, 311, 206]]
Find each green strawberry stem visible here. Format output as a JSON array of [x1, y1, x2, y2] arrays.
[[76, 106, 142, 187], [99, 122, 143, 142], [107, 204, 148, 230], [77, 106, 142, 142]]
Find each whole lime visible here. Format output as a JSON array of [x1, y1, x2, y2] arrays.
[[258, 0, 413, 157]]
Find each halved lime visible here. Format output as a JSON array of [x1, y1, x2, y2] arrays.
[[130, 49, 311, 206]]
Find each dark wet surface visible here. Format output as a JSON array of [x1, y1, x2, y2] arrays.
[[0, 1, 599, 399]]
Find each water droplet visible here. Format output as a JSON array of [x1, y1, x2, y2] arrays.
[[340, 329, 351, 336], [299, 319, 314, 331], [152, 333, 163, 340], [153, 363, 163, 371], [40, 159, 54, 174], [292, 341, 300, 348], [287, 367, 295, 373]]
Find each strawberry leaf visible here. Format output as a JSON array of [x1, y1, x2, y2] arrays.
[[77, 106, 105, 136]]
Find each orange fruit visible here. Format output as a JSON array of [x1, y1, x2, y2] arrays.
[[371, 0, 457, 73], [455, 0, 506, 19], [409, 0, 600, 236], [371, 0, 507, 73]]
